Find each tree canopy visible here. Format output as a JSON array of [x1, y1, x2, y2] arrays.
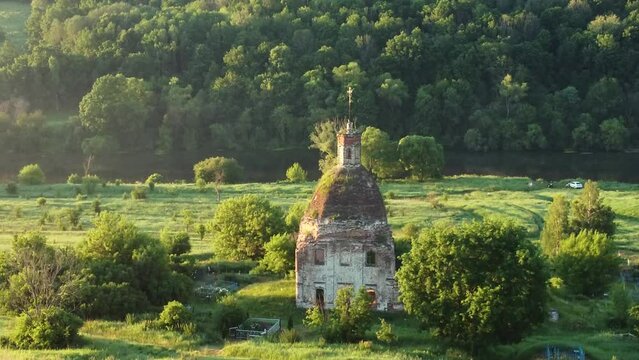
[[209, 195, 285, 260], [396, 218, 547, 350], [3, 0, 639, 156]]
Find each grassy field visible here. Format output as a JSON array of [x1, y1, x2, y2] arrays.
[[0, 1, 30, 47], [0, 175, 638, 359]]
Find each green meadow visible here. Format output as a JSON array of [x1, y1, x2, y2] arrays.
[[0, 1, 30, 47], [0, 175, 638, 359]]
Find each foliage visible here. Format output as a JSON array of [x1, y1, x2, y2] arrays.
[[0, 232, 85, 314], [255, 233, 295, 275], [304, 286, 373, 343], [36, 197, 46, 207], [79, 74, 150, 149], [78, 212, 192, 318], [397, 135, 444, 180], [53, 207, 82, 231], [609, 284, 631, 327], [131, 186, 147, 200], [213, 297, 248, 338], [17, 164, 45, 185], [309, 121, 338, 173], [67, 173, 81, 185], [3, 0, 639, 155], [284, 202, 307, 232], [5, 182, 17, 195], [146, 173, 163, 184], [285, 163, 307, 183], [554, 230, 620, 297], [396, 218, 548, 350], [82, 174, 101, 195], [209, 195, 285, 260], [157, 301, 192, 332], [361, 126, 401, 179], [540, 195, 569, 257], [375, 318, 397, 344], [570, 181, 615, 236], [160, 229, 191, 257], [193, 157, 243, 184], [11, 307, 83, 349], [630, 305, 639, 335]]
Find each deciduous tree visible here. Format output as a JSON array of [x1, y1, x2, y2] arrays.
[[396, 219, 547, 350]]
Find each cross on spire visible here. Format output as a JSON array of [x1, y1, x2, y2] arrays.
[[347, 86, 353, 122]]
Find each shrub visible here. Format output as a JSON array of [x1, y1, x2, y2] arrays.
[[36, 197, 47, 207], [54, 207, 82, 230], [5, 182, 18, 195], [131, 186, 147, 200], [285, 163, 307, 183], [158, 301, 192, 331], [11, 307, 83, 349], [147, 181, 155, 191], [279, 328, 301, 343], [82, 175, 101, 195], [285, 202, 306, 232], [193, 157, 243, 184], [18, 164, 45, 185], [197, 224, 207, 241], [304, 287, 373, 343], [255, 233, 295, 275], [375, 318, 397, 344], [146, 173, 163, 184], [92, 199, 101, 214], [160, 229, 191, 256], [114, 179, 122, 186], [195, 178, 206, 191], [213, 297, 247, 338], [67, 173, 81, 184], [554, 230, 620, 296]]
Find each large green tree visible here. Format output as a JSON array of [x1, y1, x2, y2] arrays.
[[79, 74, 150, 149], [570, 180, 615, 236], [361, 126, 401, 179], [78, 212, 192, 318], [209, 195, 285, 260], [397, 135, 444, 180], [554, 230, 620, 296], [396, 219, 547, 350]]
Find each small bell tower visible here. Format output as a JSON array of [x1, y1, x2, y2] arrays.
[[337, 86, 361, 167]]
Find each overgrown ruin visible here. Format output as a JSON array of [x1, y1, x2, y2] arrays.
[[295, 121, 400, 311]]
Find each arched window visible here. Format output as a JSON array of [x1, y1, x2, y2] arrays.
[[345, 147, 352, 160], [365, 250, 376, 267]]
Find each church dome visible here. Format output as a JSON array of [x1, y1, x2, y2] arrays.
[[304, 165, 387, 222]]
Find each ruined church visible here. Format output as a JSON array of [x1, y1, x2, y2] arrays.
[[295, 121, 400, 311]]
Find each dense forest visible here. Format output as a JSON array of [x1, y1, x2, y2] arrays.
[[1, 0, 639, 156]]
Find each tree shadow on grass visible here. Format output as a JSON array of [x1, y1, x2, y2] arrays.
[[79, 336, 187, 359]]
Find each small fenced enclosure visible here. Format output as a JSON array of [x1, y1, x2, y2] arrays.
[[229, 318, 281, 340], [544, 345, 585, 360]]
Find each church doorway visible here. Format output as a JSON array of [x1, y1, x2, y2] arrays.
[[315, 288, 325, 307]]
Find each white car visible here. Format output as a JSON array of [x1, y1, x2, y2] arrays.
[[566, 181, 584, 189]]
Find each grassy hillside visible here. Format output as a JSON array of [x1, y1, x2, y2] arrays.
[[0, 1, 30, 47], [0, 176, 637, 359]]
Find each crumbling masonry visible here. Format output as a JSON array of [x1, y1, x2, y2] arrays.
[[295, 122, 400, 311]]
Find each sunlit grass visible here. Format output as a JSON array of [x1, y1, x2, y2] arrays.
[[0, 1, 30, 48], [1, 176, 638, 260]]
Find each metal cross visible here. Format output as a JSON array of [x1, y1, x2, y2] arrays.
[[347, 86, 353, 121]]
